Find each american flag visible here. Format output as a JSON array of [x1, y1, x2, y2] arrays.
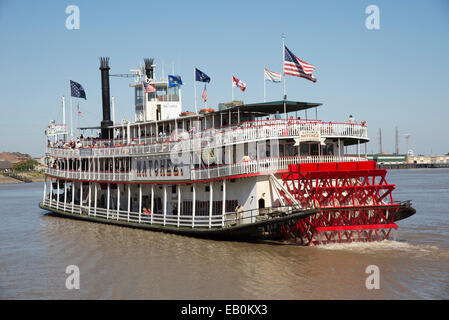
[[202, 84, 207, 102], [143, 80, 156, 93], [77, 104, 82, 117], [284, 45, 317, 82]]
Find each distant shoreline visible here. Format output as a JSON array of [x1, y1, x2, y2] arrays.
[[0, 172, 45, 185], [378, 163, 449, 170]]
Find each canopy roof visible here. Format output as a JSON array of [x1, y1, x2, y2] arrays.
[[78, 100, 323, 130], [213, 100, 322, 116]]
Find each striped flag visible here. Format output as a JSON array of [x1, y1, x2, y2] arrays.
[[202, 84, 207, 102], [264, 67, 281, 83], [143, 80, 156, 93], [77, 103, 82, 118], [283, 45, 317, 82]]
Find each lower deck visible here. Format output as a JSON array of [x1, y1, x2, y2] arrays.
[[42, 175, 289, 229]]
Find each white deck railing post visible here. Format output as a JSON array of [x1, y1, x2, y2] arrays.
[[106, 183, 110, 219], [127, 184, 131, 222], [222, 179, 226, 227], [209, 182, 213, 228], [94, 182, 97, 217], [177, 184, 181, 227], [192, 184, 196, 228]]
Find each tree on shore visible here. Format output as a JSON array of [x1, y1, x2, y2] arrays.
[[13, 159, 38, 172]]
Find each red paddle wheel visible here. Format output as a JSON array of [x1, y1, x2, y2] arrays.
[[279, 161, 399, 245]]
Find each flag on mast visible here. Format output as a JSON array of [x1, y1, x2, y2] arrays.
[[195, 68, 211, 83], [264, 67, 281, 83], [202, 84, 207, 102], [70, 80, 87, 99], [143, 79, 156, 93], [283, 45, 317, 82], [77, 103, 82, 117], [168, 75, 183, 87], [232, 76, 246, 91]]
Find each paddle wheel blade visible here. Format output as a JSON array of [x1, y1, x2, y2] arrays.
[[280, 161, 401, 245]]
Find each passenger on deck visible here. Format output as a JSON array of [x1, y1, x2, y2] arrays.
[[235, 203, 244, 224], [274, 111, 281, 120]]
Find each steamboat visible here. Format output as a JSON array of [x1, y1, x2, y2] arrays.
[[39, 57, 415, 245]]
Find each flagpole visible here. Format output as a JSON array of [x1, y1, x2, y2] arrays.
[[263, 69, 266, 102], [111, 96, 115, 124], [231, 76, 234, 101], [194, 66, 197, 113], [282, 34, 287, 120], [70, 96, 73, 140], [77, 102, 80, 138], [62, 95, 66, 141]]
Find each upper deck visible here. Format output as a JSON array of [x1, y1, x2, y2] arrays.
[[46, 118, 368, 159]]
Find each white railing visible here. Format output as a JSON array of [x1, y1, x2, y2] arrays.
[[45, 168, 131, 181], [45, 155, 367, 182], [46, 120, 368, 158], [191, 155, 367, 180], [42, 198, 224, 228]]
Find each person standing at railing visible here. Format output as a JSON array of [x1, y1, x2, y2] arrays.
[[274, 111, 281, 120], [242, 154, 251, 173], [235, 203, 244, 224], [348, 115, 356, 124]]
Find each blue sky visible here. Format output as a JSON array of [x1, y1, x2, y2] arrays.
[[0, 0, 448, 157]]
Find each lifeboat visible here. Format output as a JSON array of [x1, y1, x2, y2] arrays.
[[199, 108, 215, 113], [180, 111, 195, 116]]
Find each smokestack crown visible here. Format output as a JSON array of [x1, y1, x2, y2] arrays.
[[100, 57, 110, 69], [144, 58, 155, 80]]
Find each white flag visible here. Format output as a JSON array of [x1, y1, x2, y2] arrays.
[[264, 67, 281, 83]]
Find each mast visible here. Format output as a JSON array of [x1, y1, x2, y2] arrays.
[[111, 96, 115, 124], [379, 128, 383, 154], [62, 95, 66, 140], [70, 94, 73, 139], [282, 34, 287, 119], [194, 66, 197, 113], [263, 69, 266, 102], [395, 126, 399, 154]]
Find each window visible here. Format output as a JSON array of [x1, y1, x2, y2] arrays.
[[167, 86, 179, 101], [147, 84, 179, 102], [135, 86, 143, 105], [156, 85, 167, 101]]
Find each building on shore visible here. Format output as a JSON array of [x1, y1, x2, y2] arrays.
[[407, 155, 449, 165], [365, 153, 449, 168], [0, 160, 14, 172], [366, 154, 407, 164]]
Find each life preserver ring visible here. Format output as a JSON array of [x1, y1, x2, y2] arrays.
[[180, 111, 195, 116]]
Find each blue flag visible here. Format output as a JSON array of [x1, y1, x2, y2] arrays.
[[195, 68, 210, 83], [168, 75, 183, 87], [70, 80, 87, 99]]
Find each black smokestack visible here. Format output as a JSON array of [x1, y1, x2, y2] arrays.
[[144, 58, 155, 80], [99, 57, 113, 139]]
